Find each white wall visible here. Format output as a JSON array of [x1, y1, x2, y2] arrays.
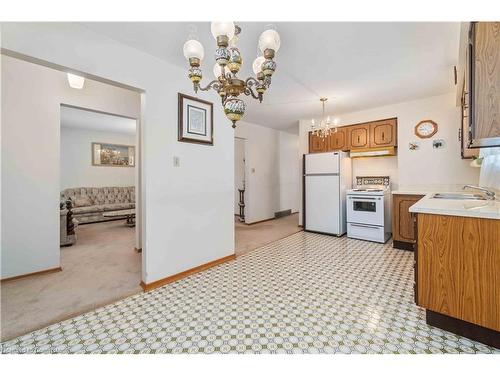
[[298, 93, 480, 225], [1, 23, 234, 283], [61, 127, 135, 189], [279, 131, 300, 214], [235, 121, 299, 224], [1, 54, 140, 279]]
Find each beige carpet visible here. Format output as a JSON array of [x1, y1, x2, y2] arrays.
[[1, 220, 142, 341], [235, 213, 302, 256]]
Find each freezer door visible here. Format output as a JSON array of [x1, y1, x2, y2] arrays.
[[305, 175, 340, 234], [305, 152, 340, 175]]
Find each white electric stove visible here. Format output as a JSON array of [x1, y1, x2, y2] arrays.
[[346, 176, 392, 243]]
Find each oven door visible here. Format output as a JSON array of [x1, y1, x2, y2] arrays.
[[347, 195, 384, 226]]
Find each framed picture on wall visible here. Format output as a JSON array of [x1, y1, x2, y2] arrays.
[[92, 142, 135, 167], [178, 93, 214, 145]]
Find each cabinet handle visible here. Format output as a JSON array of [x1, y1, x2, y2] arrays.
[[357, 136, 360, 143], [382, 132, 385, 141]]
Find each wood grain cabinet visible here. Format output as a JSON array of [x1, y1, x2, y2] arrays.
[[370, 119, 397, 148], [416, 213, 500, 333], [308, 117, 397, 153], [468, 22, 500, 148], [392, 194, 424, 250], [329, 128, 348, 151], [348, 124, 370, 149], [309, 132, 327, 153]]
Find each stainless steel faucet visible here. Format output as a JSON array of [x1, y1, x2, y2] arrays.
[[463, 185, 496, 200]]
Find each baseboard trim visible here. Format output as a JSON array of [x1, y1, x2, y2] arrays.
[[140, 254, 236, 292], [393, 240, 415, 251], [246, 217, 275, 225], [426, 310, 500, 349], [1, 266, 62, 282]]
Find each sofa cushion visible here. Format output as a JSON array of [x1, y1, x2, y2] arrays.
[[73, 196, 92, 207], [102, 203, 135, 212], [72, 205, 105, 214]]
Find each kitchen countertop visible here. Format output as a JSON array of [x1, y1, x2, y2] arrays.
[[409, 193, 500, 220], [391, 184, 466, 195]]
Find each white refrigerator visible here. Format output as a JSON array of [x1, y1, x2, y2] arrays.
[[303, 151, 351, 236]]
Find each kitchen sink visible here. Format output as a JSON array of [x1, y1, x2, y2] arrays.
[[432, 193, 487, 200]]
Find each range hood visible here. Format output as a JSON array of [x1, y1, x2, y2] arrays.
[[349, 146, 396, 158]]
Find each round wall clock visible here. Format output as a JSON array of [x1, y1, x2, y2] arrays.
[[415, 120, 438, 138]]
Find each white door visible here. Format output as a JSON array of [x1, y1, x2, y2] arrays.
[[305, 175, 340, 234], [305, 152, 339, 175]]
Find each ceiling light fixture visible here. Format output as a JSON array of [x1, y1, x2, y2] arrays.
[[67, 73, 85, 89], [311, 98, 337, 138], [183, 22, 281, 128]]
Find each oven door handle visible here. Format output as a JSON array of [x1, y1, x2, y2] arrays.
[[349, 223, 381, 229], [348, 196, 380, 201]]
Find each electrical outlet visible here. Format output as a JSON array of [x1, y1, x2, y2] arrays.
[[173, 156, 180, 167]]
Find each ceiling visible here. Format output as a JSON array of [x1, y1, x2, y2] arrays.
[[61, 106, 136, 135], [82, 22, 460, 131]]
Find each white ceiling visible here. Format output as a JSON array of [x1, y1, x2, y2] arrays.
[[82, 22, 460, 131], [60, 106, 136, 135]]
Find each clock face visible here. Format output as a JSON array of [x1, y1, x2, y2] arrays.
[[415, 120, 438, 138]]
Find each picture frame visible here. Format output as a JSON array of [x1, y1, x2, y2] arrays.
[[178, 93, 214, 146], [92, 142, 135, 167]]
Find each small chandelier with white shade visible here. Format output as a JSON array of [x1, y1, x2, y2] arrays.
[[311, 98, 338, 138], [183, 22, 281, 128]]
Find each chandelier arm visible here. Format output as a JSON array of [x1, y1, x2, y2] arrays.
[[197, 80, 222, 92], [244, 86, 260, 100], [245, 77, 260, 88]]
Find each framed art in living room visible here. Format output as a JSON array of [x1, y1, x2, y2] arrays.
[[178, 93, 214, 145], [92, 142, 135, 167]]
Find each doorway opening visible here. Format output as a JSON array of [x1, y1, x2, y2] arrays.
[[0, 64, 143, 341]]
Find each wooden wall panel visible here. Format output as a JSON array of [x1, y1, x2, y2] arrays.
[[417, 213, 500, 331]]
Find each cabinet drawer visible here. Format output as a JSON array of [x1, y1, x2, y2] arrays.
[[347, 222, 386, 243]]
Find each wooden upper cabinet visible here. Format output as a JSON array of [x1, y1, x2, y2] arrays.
[[469, 22, 500, 147], [348, 124, 370, 149], [329, 128, 348, 151], [308, 118, 397, 153], [308, 132, 327, 153], [370, 119, 397, 147]]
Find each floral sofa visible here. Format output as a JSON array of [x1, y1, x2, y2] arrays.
[[60, 186, 135, 224]]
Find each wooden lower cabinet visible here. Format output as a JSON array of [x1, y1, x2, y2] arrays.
[[392, 194, 424, 250], [416, 213, 500, 332]]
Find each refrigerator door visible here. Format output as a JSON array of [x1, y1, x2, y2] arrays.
[[305, 152, 340, 175], [305, 175, 340, 234]]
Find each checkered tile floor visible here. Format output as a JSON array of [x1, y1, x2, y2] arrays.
[[1, 232, 498, 354]]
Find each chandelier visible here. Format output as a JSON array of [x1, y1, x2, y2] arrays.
[[183, 22, 280, 128], [311, 98, 337, 138]]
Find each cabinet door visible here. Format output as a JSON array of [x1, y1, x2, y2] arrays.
[[370, 119, 397, 147], [309, 132, 327, 153], [417, 214, 500, 331], [329, 128, 347, 151], [470, 22, 500, 147], [392, 194, 424, 245], [349, 125, 370, 149]]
